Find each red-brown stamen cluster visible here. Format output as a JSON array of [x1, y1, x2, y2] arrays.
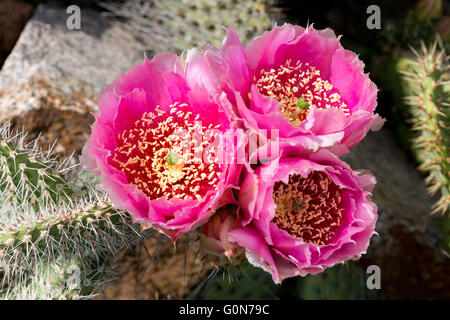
[[255, 59, 349, 127], [109, 102, 222, 201], [272, 171, 344, 246]]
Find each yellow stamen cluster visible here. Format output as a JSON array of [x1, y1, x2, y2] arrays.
[[255, 59, 349, 127], [110, 102, 222, 201], [272, 171, 344, 246]]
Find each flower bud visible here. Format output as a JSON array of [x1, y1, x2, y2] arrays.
[[199, 205, 245, 268]]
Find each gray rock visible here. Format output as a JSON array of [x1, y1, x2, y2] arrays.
[[343, 128, 450, 299], [0, 3, 145, 119], [343, 129, 450, 298], [343, 128, 446, 257]]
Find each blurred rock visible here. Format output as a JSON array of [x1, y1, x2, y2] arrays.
[[343, 128, 450, 299], [0, 3, 144, 156], [0, 0, 34, 68], [6, 77, 96, 156], [0, 3, 209, 300], [0, 3, 143, 94], [436, 15, 450, 42], [414, 0, 443, 21], [98, 233, 211, 300], [344, 129, 442, 246]]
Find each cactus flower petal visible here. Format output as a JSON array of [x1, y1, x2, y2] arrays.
[[82, 51, 242, 241], [230, 144, 378, 283], [205, 24, 384, 154], [199, 205, 246, 267]]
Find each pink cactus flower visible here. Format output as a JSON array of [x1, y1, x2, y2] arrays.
[[229, 143, 378, 283], [205, 24, 385, 155], [199, 204, 246, 267], [81, 50, 242, 242]]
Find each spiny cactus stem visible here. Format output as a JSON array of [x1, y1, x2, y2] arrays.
[[0, 123, 145, 299], [0, 138, 73, 206], [403, 42, 449, 215], [0, 203, 127, 249]]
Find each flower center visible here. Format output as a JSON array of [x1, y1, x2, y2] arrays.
[[255, 59, 349, 127], [272, 171, 344, 246], [109, 102, 221, 201]]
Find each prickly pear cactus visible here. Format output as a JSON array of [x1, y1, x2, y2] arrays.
[[402, 42, 450, 215], [0, 124, 140, 299], [100, 0, 279, 53]]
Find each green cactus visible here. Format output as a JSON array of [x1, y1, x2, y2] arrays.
[[2, 255, 102, 300], [100, 0, 279, 53], [297, 262, 380, 300], [401, 42, 450, 215], [191, 263, 280, 300], [0, 124, 141, 299], [192, 261, 379, 300], [0, 201, 139, 299], [0, 198, 139, 294], [0, 124, 73, 209]]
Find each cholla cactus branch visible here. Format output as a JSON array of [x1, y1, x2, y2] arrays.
[[0, 123, 73, 209], [0, 123, 141, 299], [402, 42, 450, 215], [0, 195, 141, 299]]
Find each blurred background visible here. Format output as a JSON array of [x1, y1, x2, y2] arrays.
[[0, 0, 449, 299]]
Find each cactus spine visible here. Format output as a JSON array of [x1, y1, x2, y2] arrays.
[[0, 124, 140, 299], [402, 42, 450, 215], [0, 126, 72, 209], [0, 201, 139, 299], [100, 0, 279, 53]]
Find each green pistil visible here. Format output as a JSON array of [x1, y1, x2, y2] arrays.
[[293, 199, 303, 211], [166, 151, 179, 166], [297, 97, 309, 110]]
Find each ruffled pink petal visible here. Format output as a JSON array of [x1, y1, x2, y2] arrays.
[[96, 83, 119, 127], [114, 89, 149, 133], [236, 90, 345, 152], [245, 24, 297, 75], [114, 54, 188, 109], [204, 27, 251, 100], [272, 26, 340, 79], [229, 225, 280, 283], [208, 23, 384, 154], [235, 145, 378, 280], [329, 48, 377, 113], [83, 53, 243, 242]]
